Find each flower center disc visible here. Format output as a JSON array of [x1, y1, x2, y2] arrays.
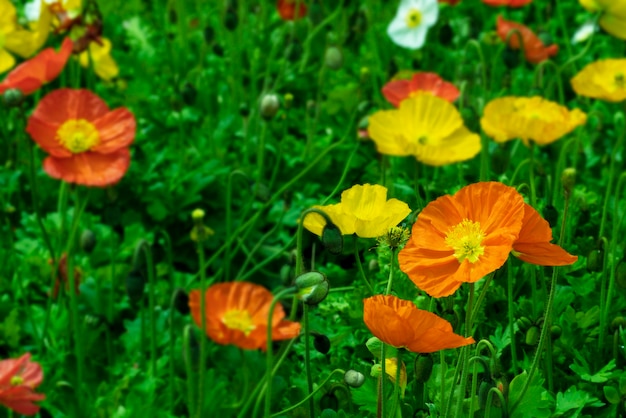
[[10, 376, 24, 386], [445, 219, 486, 263], [223, 309, 256, 336], [615, 73, 624, 88], [57, 119, 100, 153], [405, 9, 422, 29]]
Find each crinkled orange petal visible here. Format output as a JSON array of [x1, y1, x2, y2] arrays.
[[43, 149, 130, 187], [31, 88, 109, 124], [513, 204, 578, 265], [91, 108, 136, 154], [382, 73, 459, 107], [382, 79, 412, 107], [496, 15, 557, 64]]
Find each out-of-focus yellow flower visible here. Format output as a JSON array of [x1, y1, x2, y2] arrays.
[[0, 0, 51, 73], [579, 0, 626, 40], [368, 93, 481, 166], [78, 38, 119, 81], [303, 184, 411, 239], [571, 59, 626, 102], [481, 97, 587, 146]]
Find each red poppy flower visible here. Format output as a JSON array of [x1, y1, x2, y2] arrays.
[[496, 16, 558, 64], [483, 0, 532, 6], [0, 37, 72, 96], [277, 0, 307, 20], [189, 282, 301, 351], [382, 72, 460, 107], [26, 88, 136, 187], [512, 204, 578, 266], [363, 295, 474, 353], [0, 353, 45, 416]]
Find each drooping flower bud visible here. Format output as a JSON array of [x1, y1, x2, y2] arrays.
[[260, 93, 280, 120], [587, 248, 604, 272], [414, 354, 434, 383], [126, 268, 145, 304], [344, 370, 365, 388], [80, 229, 97, 253], [313, 332, 331, 354], [324, 46, 343, 70], [295, 271, 329, 305], [322, 223, 343, 255], [2, 88, 24, 107], [561, 167, 576, 196], [525, 326, 540, 346]]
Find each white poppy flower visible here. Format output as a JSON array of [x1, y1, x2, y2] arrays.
[[571, 21, 597, 44], [387, 0, 439, 50]]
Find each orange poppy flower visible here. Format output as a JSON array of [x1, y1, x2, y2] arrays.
[[0, 353, 45, 416], [496, 15, 558, 64], [398, 182, 525, 297], [26, 88, 136, 187], [0, 37, 72, 96], [483, 0, 532, 6], [382, 72, 460, 107], [277, 0, 307, 20], [363, 295, 474, 353], [188, 282, 301, 351], [512, 203, 577, 266]]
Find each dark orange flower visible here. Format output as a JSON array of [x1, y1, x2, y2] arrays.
[[277, 0, 307, 20], [496, 15, 558, 64], [512, 204, 578, 266], [483, 0, 532, 6], [0, 353, 45, 416], [382, 72, 460, 107], [0, 37, 72, 96], [26, 88, 136, 187], [189, 282, 301, 351], [398, 182, 525, 297], [363, 295, 474, 353]]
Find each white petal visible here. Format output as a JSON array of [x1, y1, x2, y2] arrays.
[[571, 21, 597, 44], [420, 0, 439, 27]]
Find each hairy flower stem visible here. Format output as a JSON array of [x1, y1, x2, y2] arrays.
[[507, 260, 519, 373], [379, 344, 386, 418], [454, 283, 475, 418], [384, 249, 397, 296], [303, 304, 314, 418]]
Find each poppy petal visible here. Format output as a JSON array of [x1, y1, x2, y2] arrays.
[[91, 108, 136, 154], [42, 149, 130, 187]]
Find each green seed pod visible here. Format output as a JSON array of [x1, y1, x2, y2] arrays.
[[2, 88, 24, 107], [80, 229, 97, 253], [414, 354, 434, 384], [368, 259, 379, 273], [295, 271, 329, 305], [344, 370, 365, 388], [516, 316, 532, 331], [322, 223, 343, 255], [324, 46, 343, 70], [611, 316, 626, 332], [587, 248, 604, 272], [525, 326, 540, 346]]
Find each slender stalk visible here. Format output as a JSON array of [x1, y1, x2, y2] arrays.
[[303, 304, 314, 418], [384, 248, 397, 296], [354, 236, 376, 295], [270, 369, 345, 417], [196, 237, 207, 417], [507, 260, 519, 373], [454, 283, 475, 418]]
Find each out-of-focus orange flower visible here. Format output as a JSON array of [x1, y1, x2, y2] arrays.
[[48, 253, 81, 298], [0, 353, 45, 416], [0, 37, 72, 96], [363, 295, 474, 353], [26, 88, 136, 187], [399, 182, 525, 297], [512, 204, 578, 266], [496, 15, 558, 64], [277, 0, 307, 20], [189, 282, 301, 351], [382, 72, 460, 107], [483, 0, 532, 7]]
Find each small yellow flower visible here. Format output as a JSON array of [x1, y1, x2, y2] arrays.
[[368, 93, 481, 166], [303, 184, 411, 239], [571, 59, 626, 102], [481, 96, 587, 146], [579, 0, 626, 40], [78, 38, 119, 81]]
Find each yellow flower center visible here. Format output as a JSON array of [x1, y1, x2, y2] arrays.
[[445, 219, 486, 263], [405, 9, 422, 29], [615, 73, 624, 88], [56, 119, 100, 153], [10, 376, 23, 386], [417, 136, 428, 145], [0, 32, 5, 49], [222, 309, 256, 336]]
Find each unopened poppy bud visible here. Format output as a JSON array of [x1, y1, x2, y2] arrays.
[[478, 380, 492, 409], [360, 67, 370, 82], [191, 208, 205, 222], [313, 333, 331, 354], [80, 229, 97, 253], [537, 31, 554, 47], [126, 268, 145, 304], [2, 88, 24, 107], [516, 316, 532, 331], [542, 204, 558, 228], [587, 248, 604, 272], [172, 288, 190, 315], [181, 82, 197, 105], [324, 46, 343, 70], [378, 226, 410, 251], [322, 223, 343, 255], [494, 378, 508, 406], [502, 47, 521, 69], [551, 325, 562, 339], [611, 316, 626, 331], [414, 354, 434, 383], [616, 259, 626, 289], [295, 271, 329, 305], [260, 93, 280, 120], [525, 326, 540, 346], [284, 93, 294, 109], [319, 392, 338, 411], [344, 370, 365, 388], [561, 168, 576, 196], [368, 259, 379, 273]]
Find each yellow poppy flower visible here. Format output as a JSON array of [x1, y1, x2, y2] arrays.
[[0, 0, 51, 73], [579, 0, 626, 40], [303, 184, 411, 238], [481, 97, 587, 146], [78, 38, 119, 81], [571, 59, 626, 102], [367, 93, 481, 166]]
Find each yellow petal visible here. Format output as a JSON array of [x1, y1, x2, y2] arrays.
[[0, 48, 15, 73], [341, 184, 388, 221]]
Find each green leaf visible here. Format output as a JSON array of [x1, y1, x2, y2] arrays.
[[603, 386, 621, 405], [0, 309, 21, 348], [569, 353, 616, 383], [555, 386, 604, 415], [508, 371, 553, 418]]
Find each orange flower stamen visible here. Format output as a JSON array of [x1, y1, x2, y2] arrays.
[[445, 219, 486, 263], [222, 309, 256, 336], [57, 119, 100, 153]]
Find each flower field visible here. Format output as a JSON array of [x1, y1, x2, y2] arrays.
[[0, 0, 625, 417]]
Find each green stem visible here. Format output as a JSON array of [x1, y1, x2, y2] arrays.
[[379, 343, 386, 418], [507, 260, 519, 373], [454, 283, 475, 418], [384, 248, 397, 296], [354, 236, 375, 295], [303, 304, 314, 418], [134, 240, 157, 377], [196, 236, 207, 417], [270, 369, 345, 417], [183, 325, 196, 417]]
